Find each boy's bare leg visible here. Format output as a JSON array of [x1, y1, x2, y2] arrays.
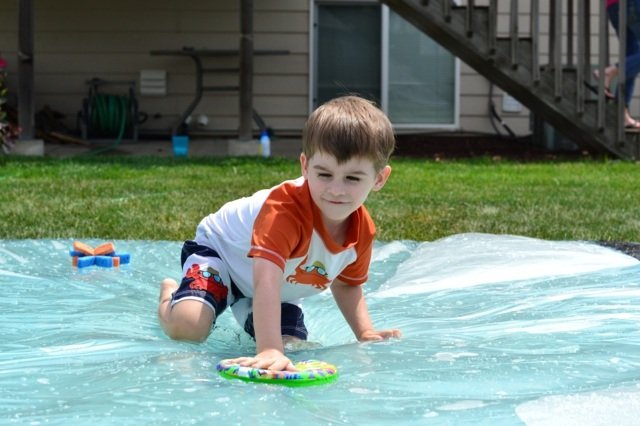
[[158, 278, 215, 342]]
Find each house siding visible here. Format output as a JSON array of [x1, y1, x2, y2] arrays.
[[0, 0, 617, 139]]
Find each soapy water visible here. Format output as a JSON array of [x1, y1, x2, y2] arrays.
[[1, 234, 639, 425]]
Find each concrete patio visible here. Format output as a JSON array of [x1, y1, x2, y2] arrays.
[[40, 136, 303, 159]]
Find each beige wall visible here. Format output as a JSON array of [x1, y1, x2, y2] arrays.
[[0, 0, 619, 138], [0, 0, 309, 136]]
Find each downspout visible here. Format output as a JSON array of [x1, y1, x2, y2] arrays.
[[18, 0, 35, 140], [238, 0, 254, 142]]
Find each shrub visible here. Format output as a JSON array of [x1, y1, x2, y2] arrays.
[[0, 56, 21, 154]]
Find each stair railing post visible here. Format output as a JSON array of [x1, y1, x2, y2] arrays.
[[553, 0, 563, 100], [584, 0, 591, 70], [618, 0, 627, 143], [549, 0, 555, 70], [531, 0, 540, 84], [488, 0, 497, 54], [567, 0, 574, 67], [466, 0, 475, 37], [510, 0, 518, 69], [576, 0, 585, 114], [598, 0, 607, 130]]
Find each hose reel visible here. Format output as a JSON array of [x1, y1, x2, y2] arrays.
[[78, 78, 143, 142]]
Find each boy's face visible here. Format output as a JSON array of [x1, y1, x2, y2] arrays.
[[300, 151, 391, 228]]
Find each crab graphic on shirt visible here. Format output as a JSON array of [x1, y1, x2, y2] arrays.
[[286, 258, 331, 290], [185, 263, 228, 303]]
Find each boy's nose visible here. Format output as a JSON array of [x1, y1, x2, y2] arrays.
[[327, 181, 346, 196]]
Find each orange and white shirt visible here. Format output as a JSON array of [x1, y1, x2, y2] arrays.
[[194, 177, 375, 302]]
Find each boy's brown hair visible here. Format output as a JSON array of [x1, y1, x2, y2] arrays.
[[302, 96, 395, 171]]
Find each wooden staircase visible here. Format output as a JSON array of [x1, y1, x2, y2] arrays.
[[380, 0, 640, 160]]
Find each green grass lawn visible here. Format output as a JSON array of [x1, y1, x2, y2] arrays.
[[1, 155, 639, 242]]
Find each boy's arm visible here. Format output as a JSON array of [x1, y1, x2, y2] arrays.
[[231, 257, 295, 371], [330, 278, 401, 341]]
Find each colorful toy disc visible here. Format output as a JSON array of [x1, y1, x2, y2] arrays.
[[216, 359, 338, 387]]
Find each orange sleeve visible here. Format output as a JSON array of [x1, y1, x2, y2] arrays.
[[337, 236, 373, 285], [248, 183, 311, 270]]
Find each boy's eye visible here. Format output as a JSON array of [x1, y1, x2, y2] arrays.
[[346, 176, 360, 182], [318, 173, 332, 178]]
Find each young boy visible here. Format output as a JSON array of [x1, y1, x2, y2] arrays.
[[158, 95, 401, 371]]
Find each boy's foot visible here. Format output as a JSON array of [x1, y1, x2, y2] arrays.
[[159, 278, 179, 303]]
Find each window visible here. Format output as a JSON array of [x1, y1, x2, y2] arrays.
[[312, 2, 458, 128], [314, 4, 381, 106], [386, 9, 457, 126]]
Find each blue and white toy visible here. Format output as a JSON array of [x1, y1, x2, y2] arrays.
[[70, 241, 131, 269]]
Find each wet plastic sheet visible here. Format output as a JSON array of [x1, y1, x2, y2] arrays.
[[1, 234, 639, 425]]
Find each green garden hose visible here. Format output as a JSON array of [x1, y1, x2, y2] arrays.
[[87, 93, 130, 154]]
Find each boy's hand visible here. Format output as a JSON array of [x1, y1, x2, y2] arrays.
[[331, 279, 402, 343], [358, 328, 402, 342], [230, 349, 297, 372]]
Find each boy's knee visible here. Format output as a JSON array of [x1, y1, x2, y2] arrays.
[[166, 321, 211, 342], [162, 301, 215, 342]]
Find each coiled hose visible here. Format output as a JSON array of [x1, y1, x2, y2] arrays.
[[87, 93, 130, 154]]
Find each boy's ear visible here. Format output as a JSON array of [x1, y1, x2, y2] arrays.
[[300, 153, 308, 177], [373, 165, 392, 192]]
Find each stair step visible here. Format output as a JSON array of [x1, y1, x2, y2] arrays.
[[202, 67, 240, 73], [202, 85, 239, 92]]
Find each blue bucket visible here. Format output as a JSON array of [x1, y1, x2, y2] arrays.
[[171, 135, 189, 157]]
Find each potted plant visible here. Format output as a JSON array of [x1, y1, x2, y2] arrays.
[[0, 55, 22, 154]]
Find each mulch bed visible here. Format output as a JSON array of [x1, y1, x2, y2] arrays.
[[393, 132, 595, 161], [595, 241, 640, 261]]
